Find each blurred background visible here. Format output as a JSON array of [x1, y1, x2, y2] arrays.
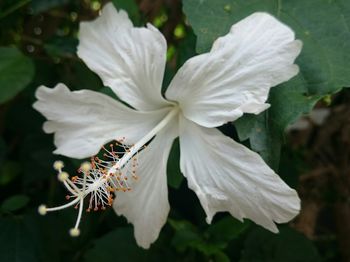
[[0, 0, 350, 261]]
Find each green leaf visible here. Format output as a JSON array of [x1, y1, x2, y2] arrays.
[[0, 161, 21, 186], [206, 217, 250, 246], [234, 94, 319, 168], [168, 218, 197, 232], [214, 251, 231, 262], [183, 0, 350, 168], [0, 47, 34, 104], [169, 219, 206, 252], [169, 219, 234, 258], [112, 0, 140, 24], [167, 139, 184, 188], [241, 227, 321, 262], [176, 29, 197, 69], [84, 227, 149, 262], [235, 76, 321, 168], [1, 195, 30, 212], [170, 221, 219, 256], [99, 86, 119, 100]]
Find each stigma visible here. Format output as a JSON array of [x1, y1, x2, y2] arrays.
[[38, 140, 141, 237]]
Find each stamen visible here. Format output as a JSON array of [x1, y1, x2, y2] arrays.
[[37, 141, 140, 237], [37, 108, 179, 237], [57, 171, 69, 182]]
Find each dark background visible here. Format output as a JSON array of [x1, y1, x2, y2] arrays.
[[0, 0, 349, 261]]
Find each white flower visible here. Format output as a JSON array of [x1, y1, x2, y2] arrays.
[[33, 3, 302, 249]]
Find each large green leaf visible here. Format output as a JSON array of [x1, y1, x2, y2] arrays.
[[205, 217, 250, 247], [84, 227, 149, 262], [241, 227, 321, 262], [183, 0, 350, 168], [0, 47, 34, 104]]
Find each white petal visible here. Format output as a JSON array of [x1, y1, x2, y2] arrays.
[[77, 3, 171, 111], [113, 122, 177, 248], [179, 117, 300, 232], [166, 13, 302, 127], [33, 84, 171, 159]]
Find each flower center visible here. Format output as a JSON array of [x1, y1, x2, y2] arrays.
[[38, 107, 179, 237]]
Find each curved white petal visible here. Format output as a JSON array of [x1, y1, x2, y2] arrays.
[[33, 84, 171, 159], [77, 3, 171, 111], [166, 13, 302, 127], [179, 117, 300, 232], [113, 122, 178, 248]]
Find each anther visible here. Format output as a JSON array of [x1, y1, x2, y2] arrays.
[[53, 160, 64, 171], [57, 171, 69, 182], [69, 228, 80, 237], [38, 204, 47, 215], [80, 162, 92, 173], [39, 137, 143, 238]]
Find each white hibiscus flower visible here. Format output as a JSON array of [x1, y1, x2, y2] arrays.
[[34, 3, 302, 248]]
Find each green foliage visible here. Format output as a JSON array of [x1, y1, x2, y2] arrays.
[[169, 217, 250, 260], [241, 227, 321, 262], [183, 0, 350, 168], [1, 194, 30, 212], [112, 0, 140, 24], [0, 47, 34, 104], [0, 161, 21, 186], [84, 228, 149, 262]]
